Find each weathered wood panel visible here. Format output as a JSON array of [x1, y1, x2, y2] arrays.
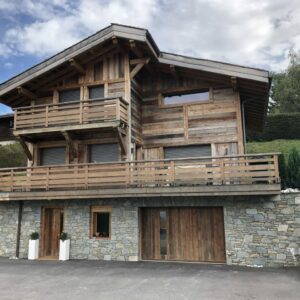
[[142, 87, 240, 150], [141, 207, 226, 262], [131, 80, 143, 145]]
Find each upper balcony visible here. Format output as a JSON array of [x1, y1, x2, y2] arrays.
[[13, 97, 128, 138], [0, 153, 281, 201]]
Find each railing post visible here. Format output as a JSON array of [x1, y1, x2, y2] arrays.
[[116, 98, 121, 121], [85, 165, 88, 189], [46, 168, 49, 191], [79, 101, 83, 124], [171, 160, 175, 185], [10, 169, 14, 192], [14, 110, 17, 130], [220, 159, 225, 185], [273, 154, 280, 183], [45, 105, 49, 127], [125, 162, 130, 187]]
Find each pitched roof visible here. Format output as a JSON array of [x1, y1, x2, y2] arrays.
[[0, 23, 269, 96]]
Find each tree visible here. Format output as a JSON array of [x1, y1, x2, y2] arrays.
[[286, 147, 300, 188], [0, 143, 27, 168], [270, 49, 300, 114], [278, 154, 287, 189]]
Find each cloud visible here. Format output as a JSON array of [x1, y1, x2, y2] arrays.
[[0, 0, 300, 72]]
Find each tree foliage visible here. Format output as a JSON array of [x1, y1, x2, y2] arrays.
[[270, 50, 300, 114], [285, 147, 300, 188], [0, 143, 27, 168]]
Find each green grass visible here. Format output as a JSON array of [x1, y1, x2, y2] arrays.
[[247, 139, 300, 160]]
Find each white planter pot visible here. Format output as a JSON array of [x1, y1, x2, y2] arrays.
[[59, 239, 70, 261], [28, 239, 39, 260]]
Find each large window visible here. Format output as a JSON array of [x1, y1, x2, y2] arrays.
[[164, 145, 211, 159], [89, 85, 104, 100], [163, 90, 209, 105], [59, 88, 80, 103], [90, 206, 111, 239], [40, 147, 66, 166], [89, 144, 119, 163]]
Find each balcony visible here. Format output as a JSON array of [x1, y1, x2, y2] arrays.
[[13, 97, 128, 137], [0, 153, 280, 200]]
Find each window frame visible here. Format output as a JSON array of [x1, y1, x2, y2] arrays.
[[90, 206, 112, 240], [58, 87, 81, 104], [159, 88, 213, 107], [38, 145, 67, 166], [88, 84, 105, 100]]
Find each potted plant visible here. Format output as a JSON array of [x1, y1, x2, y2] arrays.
[[59, 232, 70, 261], [28, 232, 39, 260]]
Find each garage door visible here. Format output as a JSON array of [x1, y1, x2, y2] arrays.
[[141, 207, 226, 262]]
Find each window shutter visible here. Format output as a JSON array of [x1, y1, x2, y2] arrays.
[[59, 89, 80, 103], [89, 144, 119, 163], [164, 145, 211, 159], [89, 85, 104, 100], [40, 147, 66, 166]]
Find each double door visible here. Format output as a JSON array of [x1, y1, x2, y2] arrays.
[[141, 207, 226, 262]]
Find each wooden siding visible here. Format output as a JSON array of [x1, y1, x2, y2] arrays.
[[142, 87, 240, 151]]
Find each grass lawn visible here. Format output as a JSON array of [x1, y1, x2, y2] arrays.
[[247, 139, 300, 160]]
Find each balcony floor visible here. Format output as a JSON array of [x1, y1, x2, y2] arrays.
[[0, 184, 281, 201]]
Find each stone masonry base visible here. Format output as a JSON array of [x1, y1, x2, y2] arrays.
[[0, 193, 299, 267]]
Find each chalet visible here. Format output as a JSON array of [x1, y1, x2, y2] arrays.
[[0, 24, 298, 267]]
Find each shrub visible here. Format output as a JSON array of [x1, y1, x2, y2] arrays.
[[60, 232, 69, 241], [30, 232, 39, 240], [286, 147, 300, 188]]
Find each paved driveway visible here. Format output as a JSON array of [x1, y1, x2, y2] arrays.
[[0, 258, 299, 300]]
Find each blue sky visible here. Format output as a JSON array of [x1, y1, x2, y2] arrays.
[[1, 0, 300, 115]]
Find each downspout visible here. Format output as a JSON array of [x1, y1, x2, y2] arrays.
[[15, 200, 23, 258]]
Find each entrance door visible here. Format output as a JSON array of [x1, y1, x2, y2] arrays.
[[40, 208, 64, 258], [141, 207, 226, 263]]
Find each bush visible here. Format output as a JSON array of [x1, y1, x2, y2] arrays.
[[0, 143, 27, 168], [247, 113, 300, 141], [30, 232, 39, 240], [286, 147, 300, 188], [60, 232, 69, 241]]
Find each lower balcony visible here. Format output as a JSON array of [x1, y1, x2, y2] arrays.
[[0, 153, 280, 201]]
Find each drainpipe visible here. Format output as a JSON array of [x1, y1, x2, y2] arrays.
[[15, 200, 23, 258]]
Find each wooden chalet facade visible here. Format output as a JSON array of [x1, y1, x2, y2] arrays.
[[0, 24, 282, 263]]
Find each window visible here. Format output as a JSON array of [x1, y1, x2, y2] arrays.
[[59, 88, 80, 103], [160, 210, 167, 256], [40, 147, 66, 166], [89, 85, 104, 100], [163, 90, 209, 105], [164, 145, 211, 159], [89, 144, 119, 163], [91, 206, 111, 239]]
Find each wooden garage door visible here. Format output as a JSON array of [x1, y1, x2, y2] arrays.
[[141, 207, 225, 262]]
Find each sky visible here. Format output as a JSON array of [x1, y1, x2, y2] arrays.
[[0, 0, 300, 114]]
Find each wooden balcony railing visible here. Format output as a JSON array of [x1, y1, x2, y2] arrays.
[[0, 153, 280, 193], [14, 97, 128, 131]]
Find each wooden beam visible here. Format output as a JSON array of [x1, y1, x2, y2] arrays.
[[112, 36, 118, 44], [130, 57, 150, 65], [231, 76, 238, 92], [17, 87, 37, 100], [115, 128, 127, 156], [69, 58, 85, 75], [170, 64, 180, 82], [16, 136, 33, 161], [61, 131, 77, 161], [130, 58, 150, 79]]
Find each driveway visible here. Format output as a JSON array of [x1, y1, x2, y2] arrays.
[[0, 258, 299, 300]]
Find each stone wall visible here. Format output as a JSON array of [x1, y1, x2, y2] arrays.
[[224, 193, 300, 267], [0, 193, 299, 267]]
